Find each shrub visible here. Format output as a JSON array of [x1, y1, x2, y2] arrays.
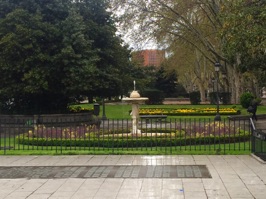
[[68, 106, 93, 113], [189, 91, 201, 105], [142, 89, 164, 105], [209, 92, 217, 105], [240, 92, 254, 108], [256, 98, 262, 105], [17, 122, 250, 147], [209, 92, 231, 105], [221, 92, 231, 104]]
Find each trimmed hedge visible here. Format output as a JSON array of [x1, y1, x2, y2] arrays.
[[17, 133, 250, 148]]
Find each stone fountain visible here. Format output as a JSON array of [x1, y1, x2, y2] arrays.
[[122, 81, 148, 135]]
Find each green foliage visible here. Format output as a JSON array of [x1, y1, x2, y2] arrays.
[[155, 67, 179, 97], [220, 0, 266, 72], [209, 92, 231, 105], [209, 92, 218, 105], [221, 92, 231, 105], [142, 89, 164, 105], [240, 92, 254, 108], [76, 0, 132, 99], [16, 131, 250, 148], [0, 0, 130, 114], [189, 91, 200, 105], [68, 106, 93, 113]]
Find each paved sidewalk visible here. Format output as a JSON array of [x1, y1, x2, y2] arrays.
[[0, 155, 265, 199]]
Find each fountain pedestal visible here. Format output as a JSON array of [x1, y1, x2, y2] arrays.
[[122, 90, 148, 136]]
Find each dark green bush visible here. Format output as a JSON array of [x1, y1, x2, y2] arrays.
[[209, 92, 218, 105], [142, 89, 164, 104], [189, 91, 201, 105], [221, 92, 231, 104], [240, 92, 254, 108], [17, 133, 250, 148]]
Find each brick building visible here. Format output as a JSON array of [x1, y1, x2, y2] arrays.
[[132, 49, 165, 67]]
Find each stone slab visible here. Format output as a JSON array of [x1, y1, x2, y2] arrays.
[[0, 165, 211, 179]]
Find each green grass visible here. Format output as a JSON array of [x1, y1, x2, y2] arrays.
[[0, 141, 251, 155], [74, 103, 266, 119], [2, 103, 264, 155], [1, 134, 252, 155]]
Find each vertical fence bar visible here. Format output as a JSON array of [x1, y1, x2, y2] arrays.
[[121, 119, 124, 152], [140, 118, 143, 152], [4, 121, 7, 155], [111, 119, 114, 154], [126, 119, 128, 152], [0, 121, 2, 154], [203, 118, 206, 152], [228, 119, 231, 152], [173, 119, 177, 151], [218, 120, 221, 152], [234, 119, 236, 151], [0, 115, 255, 155], [223, 119, 226, 154], [189, 118, 192, 151], [169, 118, 172, 154], [194, 118, 197, 151], [184, 118, 187, 151]]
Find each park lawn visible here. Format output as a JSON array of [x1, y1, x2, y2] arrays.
[[1, 103, 264, 156], [0, 141, 251, 155], [73, 103, 266, 119]]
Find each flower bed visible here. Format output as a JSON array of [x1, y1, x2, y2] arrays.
[[139, 108, 240, 116], [17, 121, 249, 147], [68, 106, 93, 113]]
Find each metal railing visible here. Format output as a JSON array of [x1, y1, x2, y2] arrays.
[[1, 116, 252, 155], [250, 118, 266, 160]]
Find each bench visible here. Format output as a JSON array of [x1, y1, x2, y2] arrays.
[[227, 115, 250, 121], [228, 114, 266, 121], [140, 115, 167, 123]]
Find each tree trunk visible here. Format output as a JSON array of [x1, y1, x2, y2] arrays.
[[229, 64, 241, 104], [198, 82, 206, 103]]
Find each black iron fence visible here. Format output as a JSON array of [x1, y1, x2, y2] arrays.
[[0, 115, 252, 155], [250, 118, 266, 161]]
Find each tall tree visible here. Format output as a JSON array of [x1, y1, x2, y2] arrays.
[[76, 0, 131, 99], [111, 0, 265, 103], [155, 67, 179, 97], [220, 0, 266, 93], [0, 0, 97, 113], [110, 0, 227, 102]]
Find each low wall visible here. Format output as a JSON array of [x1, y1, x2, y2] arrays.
[[0, 112, 101, 135], [163, 98, 191, 105]]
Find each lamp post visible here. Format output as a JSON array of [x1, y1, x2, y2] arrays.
[[102, 98, 107, 120], [222, 72, 226, 90], [211, 77, 215, 92], [214, 61, 221, 121]]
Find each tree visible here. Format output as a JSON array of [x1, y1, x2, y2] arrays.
[[219, 0, 266, 93], [76, 0, 132, 99], [110, 0, 231, 102], [0, 0, 132, 113], [155, 67, 179, 97], [111, 0, 266, 103], [220, 0, 266, 72]]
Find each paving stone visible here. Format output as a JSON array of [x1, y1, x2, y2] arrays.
[[0, 165, 211, 179]]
